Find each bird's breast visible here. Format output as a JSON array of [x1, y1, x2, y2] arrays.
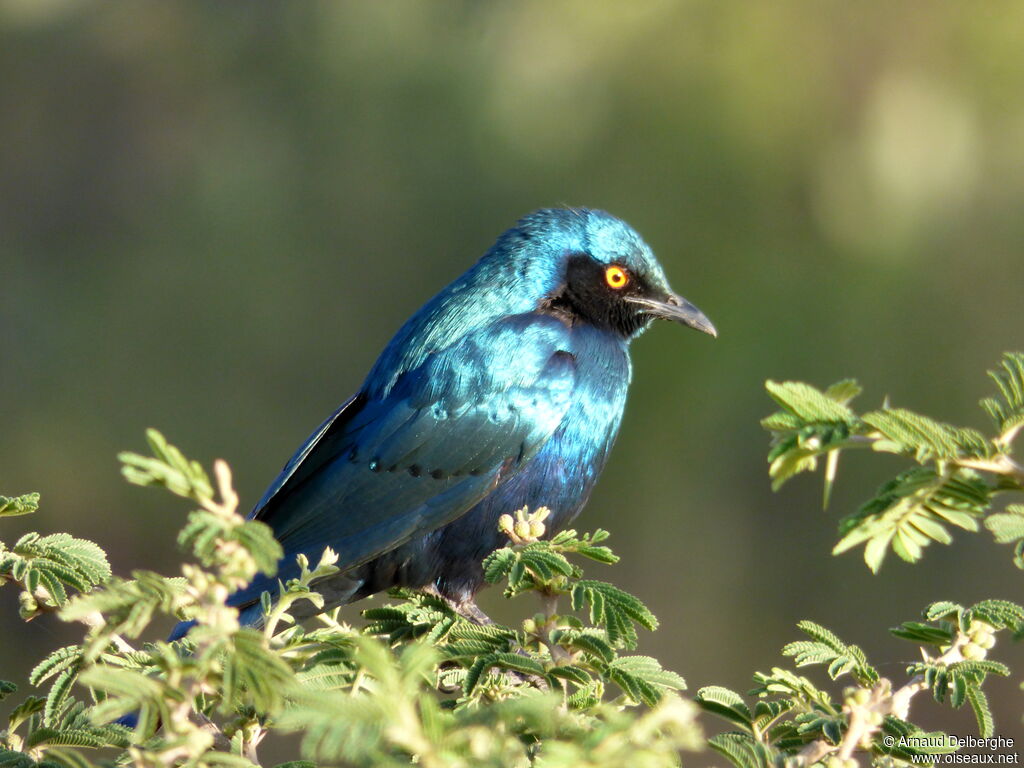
[[467, 322, 632, 531], [353, 323, 633, 603], [533, 325, 632, 510]]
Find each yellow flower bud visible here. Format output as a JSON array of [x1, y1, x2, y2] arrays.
[[961, 642, 986, 660], [969, 628, 991, 645], [18, 591, 38, 619]]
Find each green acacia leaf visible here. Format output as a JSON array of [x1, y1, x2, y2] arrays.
[[490, 652, 547, 678], [119, 429, 214, 502], [609, 656, 685, 690], [834, 468, 989, 572], [707, 731, 776, 768], [925, 601, 963, 621], [966, 685, 994, 738], [890, 622, 953, 646], [862, 409, 966, 462], [222, 628, 295, 714], [986, 508, 1024, 543], [0, 493, 40, 518], [570, 579, 657, 648], [765, 381, 859, 423], [547, 665, 591, 686], [463, 654, 496, 695], [825, 379, 863, 404], [482, 548, 515, 583], [864, 531, 893, 572], [969, 599, 1024, 631], [695, 686, 752, 727], [795, 621, 844, 650], [564, 631, 615, 663], [574, 544, 618, 564], [982, 353, 1024, 435], [43, 667, 77, 727], [8, 696, 45, 732], [949, 659, 1010, 679]]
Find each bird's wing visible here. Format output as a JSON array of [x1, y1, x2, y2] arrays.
[[245, 313, 577, 592], [250, 393, 364, 516]]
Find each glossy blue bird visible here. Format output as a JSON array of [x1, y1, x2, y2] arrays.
[[174, 207, 715, 637]]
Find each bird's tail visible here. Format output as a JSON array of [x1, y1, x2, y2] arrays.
[[168, 619, 197, 642], [116, 570, 361, 728]]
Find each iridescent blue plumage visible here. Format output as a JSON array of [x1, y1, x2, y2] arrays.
[[172, 208, 715, 637]]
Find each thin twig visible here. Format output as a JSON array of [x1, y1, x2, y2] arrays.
[[79, 610, 136, 654], [796, 633, 968, 765], [955, 456, 1024, 485]]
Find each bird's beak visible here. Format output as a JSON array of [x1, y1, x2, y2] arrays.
[[627, 294, 718, 338]]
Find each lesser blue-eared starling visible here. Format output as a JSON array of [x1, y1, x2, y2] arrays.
[[172, 207, 715, 637]]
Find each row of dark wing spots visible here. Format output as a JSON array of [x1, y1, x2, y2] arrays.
[[348, 399, 504, 479], [405, 464, 451, 479], [359, 455, 484, 479]]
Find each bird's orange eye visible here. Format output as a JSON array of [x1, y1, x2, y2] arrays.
[[605, 265, 629, 289]]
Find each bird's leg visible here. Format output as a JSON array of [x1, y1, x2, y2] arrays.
[[420, 583, 494, 626], [454, 597, 495, 626], [420, 584, 493, 694], [419, 584, 548, 690]]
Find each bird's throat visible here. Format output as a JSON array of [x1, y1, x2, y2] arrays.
[[538, 286, 647, 338]]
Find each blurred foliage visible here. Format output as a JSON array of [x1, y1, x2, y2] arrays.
[[0, 407, 1019, 766], [697, 602, 1021, 768], [764, 352, 1024, 572], [0, 433, 701, 767], [3, 2, 1024, 761]]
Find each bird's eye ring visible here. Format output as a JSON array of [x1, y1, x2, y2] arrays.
[[605, 265, 629, 289]]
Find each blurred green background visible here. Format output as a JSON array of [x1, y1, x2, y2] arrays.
[[2, 0, 1022, 759]]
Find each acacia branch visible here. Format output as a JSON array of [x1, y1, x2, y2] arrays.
[[796, 633, 969, 766]]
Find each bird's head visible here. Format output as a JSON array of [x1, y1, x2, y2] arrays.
[[505, 208, 717, 341]]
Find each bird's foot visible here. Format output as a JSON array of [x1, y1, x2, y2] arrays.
[[420, 584, 494, 626], [453, 598, 494, 626], [419, 585, 547, 690]]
